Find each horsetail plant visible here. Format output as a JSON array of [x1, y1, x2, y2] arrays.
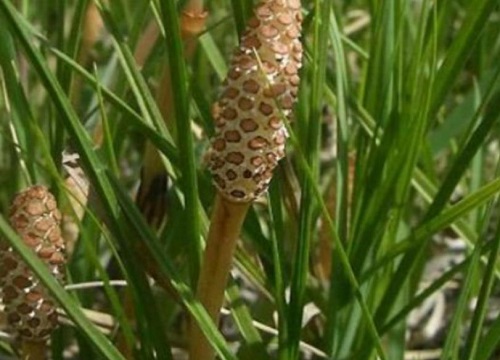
[[0, 186, 66, 360], [191, 0, 303, 358]]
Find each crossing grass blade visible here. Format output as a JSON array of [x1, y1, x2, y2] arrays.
[[1, 0, 500, 359], [158, 0, 202, 285]]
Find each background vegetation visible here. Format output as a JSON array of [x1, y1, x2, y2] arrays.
[[0, 0, 500, 359]]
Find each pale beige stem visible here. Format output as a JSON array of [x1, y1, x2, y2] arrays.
[[190, 194, 250, 360], [184, 0, 204, 15], [21, 340, 47, 360], [71, 2, 104, 113], [133, 20, 161, 68]]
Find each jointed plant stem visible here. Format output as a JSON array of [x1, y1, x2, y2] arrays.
[[21, 341, 46, 360], [184, 0, 205, 17], [190, 193, 250, 360]]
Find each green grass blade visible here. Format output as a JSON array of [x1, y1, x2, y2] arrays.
[[269, 178, 289, 360], [226, 281, 266, 355], [439, 243, 481, 359], [362, 176, 500, 281], [0, 16, 37, 183], [230, 0, 252, 37], [288, 1, 331, 359], [199, 33, 228, 81], [48, 46, 180, 164], [158, 0, 202, 285], [463, 198, 500, 359], [430, 0, 499, 117], [372, 87, 500, 338]]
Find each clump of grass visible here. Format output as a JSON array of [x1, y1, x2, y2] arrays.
[[0, 0, 499, 359]]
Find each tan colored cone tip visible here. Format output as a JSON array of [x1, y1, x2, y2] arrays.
[[206, 0, 303, 203], [0, 185, 66, 340]]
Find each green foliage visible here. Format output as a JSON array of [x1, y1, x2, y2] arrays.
[[0, 0, 499, 359]]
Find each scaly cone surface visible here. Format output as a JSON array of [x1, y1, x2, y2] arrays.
[[0, 185, 65, 340], [206, 0, 303, 202]]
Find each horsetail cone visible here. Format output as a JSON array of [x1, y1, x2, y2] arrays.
[[0, 185, 65, 340], [206, 0, 303, 202]]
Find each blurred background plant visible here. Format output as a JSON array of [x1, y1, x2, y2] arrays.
[[0, 0, 499, 359]]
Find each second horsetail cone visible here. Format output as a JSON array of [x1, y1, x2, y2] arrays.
[[206, 0, 303, 202], [0, 185, 65, 341]]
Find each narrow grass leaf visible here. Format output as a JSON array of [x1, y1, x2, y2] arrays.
[[158, 0, 202, 284]]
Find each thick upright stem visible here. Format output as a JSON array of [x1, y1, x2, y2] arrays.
[[190, 193, 250, 360], [21, 340, 47, 360]]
